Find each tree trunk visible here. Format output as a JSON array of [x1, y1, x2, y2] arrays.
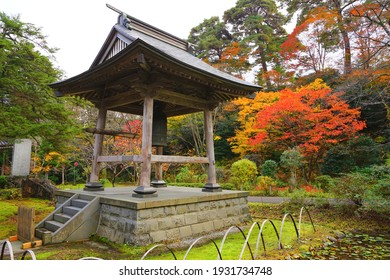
[[258, 47, 273, 90], [335, 1, 352, 74]]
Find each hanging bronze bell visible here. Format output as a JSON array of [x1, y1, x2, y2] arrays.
[[152, 103, 167, 147]]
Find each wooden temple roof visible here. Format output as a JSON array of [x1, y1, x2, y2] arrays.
[[50, 12, 261, 117]]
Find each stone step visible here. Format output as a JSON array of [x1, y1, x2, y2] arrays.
[[35, 227, 53, 239], [35, 227, 53, 245], [71, 199, 89, 208], [44, 220, 64, 233], [54, 213, 72, 224], [63, 206, 82, 216], [78, 194, 94, 201]]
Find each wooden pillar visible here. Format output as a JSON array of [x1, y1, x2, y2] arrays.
[[133, 94, 157, 197], [203, 109, 221, 192], [152, 146, 167, 188], [85, 106, 107, 191]]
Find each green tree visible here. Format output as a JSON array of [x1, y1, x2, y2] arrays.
[[188, 16, 232, 63], [280, 147, 304, 189], [224, 0, 287, 90], [0, 12, 79, 154], [261, 159, 278, 178]]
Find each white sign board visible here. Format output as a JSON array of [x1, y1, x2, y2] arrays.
[[12, 139, 32, 176]]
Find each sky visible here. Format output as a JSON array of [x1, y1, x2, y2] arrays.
[[2, 0, 238, 78]]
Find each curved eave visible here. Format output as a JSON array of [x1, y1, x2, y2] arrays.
[[50, 38, 260, 97]]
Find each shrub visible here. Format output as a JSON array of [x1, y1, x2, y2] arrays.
[[313, 175, 335, 192], [0, 188, 21, 200], [359, 179, 390, 220], [333, 173, 371, 206], [322, 136, 383, 176], [0, 176, 10, 189], [256, 176, 277, 192], [261, 160, 278, 178], [230, 159, 258, 191], [175, 167, 196, 183]]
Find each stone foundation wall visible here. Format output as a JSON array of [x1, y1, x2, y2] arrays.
[[97, 197, 251, 245]]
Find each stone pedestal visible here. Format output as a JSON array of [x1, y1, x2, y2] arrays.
[[54, 186, 251, 246]]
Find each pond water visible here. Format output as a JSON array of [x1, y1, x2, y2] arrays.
[[299, 232, 390, 260]]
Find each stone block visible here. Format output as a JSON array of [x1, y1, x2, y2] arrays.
[[113, 230, 125, 244], [176, 205, 187, 215], [217, 200, 226, 208], [191, 223, 205, 235], [158, 218, 175, 230], [186, 203, 198, 213], [179, 226, 193, 239], [198, 202, 210, 211], [121, 208, 136, 220], [164, 206, 176, 216], [216, 209, 228, 219], [198, 211, 211, 223], [152, 207, 165, 218], [184, 213, 198, 225], [146, 219, 159, 232], [213, 219, 225, 231], [226, 206, 236, 217], [125, 220, 136, 233], [134, 221, 149, 235], [150, 230, 167, 243], [108, 205, 121, 216], [97, 225, 115, 240], [172, 215, 185, 227], [166, 228, 180, 241], [138, 209, 152, 220], [203, 221, 215, 232]]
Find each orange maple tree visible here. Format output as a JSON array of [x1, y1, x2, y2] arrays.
[[249, 79, 366, 181], [227, 90, 280, 156]]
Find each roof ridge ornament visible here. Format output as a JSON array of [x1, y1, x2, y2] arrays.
[[106, 3, 189, 51], [107, 4, 131, 28]]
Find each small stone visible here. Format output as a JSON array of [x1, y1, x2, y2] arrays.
[[327, 236, 338, 243]]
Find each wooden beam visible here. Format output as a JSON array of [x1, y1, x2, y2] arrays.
[[151, 155, 209, 164], [85, 128, 138, 138], [103, 91, 144, 109], [97, 155, 143, 163], [97, 154, 209, 164], [155, 88, 218, 111]]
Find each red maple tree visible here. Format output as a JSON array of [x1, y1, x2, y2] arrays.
[[250, 79, 366, 181]]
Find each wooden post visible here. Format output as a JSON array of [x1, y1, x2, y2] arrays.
[[85, 106, 107, 191], [133, 95, 157, 197], [203, 109, 221, 192], [17, 207, 35, 242]]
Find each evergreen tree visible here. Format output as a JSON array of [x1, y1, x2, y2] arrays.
[[224, 0, 287, 90], [0, 12, 79, 153]]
